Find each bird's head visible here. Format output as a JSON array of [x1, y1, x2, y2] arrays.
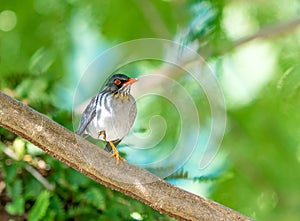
[[105, 74, 137, 94]]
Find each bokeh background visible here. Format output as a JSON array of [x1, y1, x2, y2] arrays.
[[1, 0, 300, 220]]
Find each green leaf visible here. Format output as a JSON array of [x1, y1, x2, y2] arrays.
[[84, 188, 106, 210], [66, 169, 90, 190], [12, 137, 26, 160], [24, 178, 43, 200], [5, 197, 25, 215], [28, 190, 51, 221], [43, 211, 56, 221], [6, 180, 22, 199], [29, 47, 55, 75], [49, 195, 65, 220], [3, 162, 18, 184], [0, 141, 4, 153]]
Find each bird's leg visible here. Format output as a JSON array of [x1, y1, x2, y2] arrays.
[[109, 141, 125, 166], [98, 130, 106, 140], [98, 130, 124, 166]]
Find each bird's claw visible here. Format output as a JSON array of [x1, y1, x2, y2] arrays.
[[110, 151, 125, 166], [108, 141, 125, 166]]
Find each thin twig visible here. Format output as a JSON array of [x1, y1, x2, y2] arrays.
[[2, 146, 55, 191], [233, 16, 300, 47], [134, 0, 171, 37], [75, 16, 300, 114]]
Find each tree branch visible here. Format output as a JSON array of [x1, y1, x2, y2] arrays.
[[134, 0, 171, 38], [233, 16, 300, 47], [0, 91, 252, 221]]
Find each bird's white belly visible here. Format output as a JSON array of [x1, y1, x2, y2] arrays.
[[86, 95, 136, 141]]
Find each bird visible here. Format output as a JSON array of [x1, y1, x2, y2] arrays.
[[76, 74, 137, 165]]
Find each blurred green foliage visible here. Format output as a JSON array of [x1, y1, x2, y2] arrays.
[[0, 139, 172, 220], [1, 0, 300, 220]]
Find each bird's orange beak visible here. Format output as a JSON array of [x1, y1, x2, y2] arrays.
[[124, 78, 138, 86]]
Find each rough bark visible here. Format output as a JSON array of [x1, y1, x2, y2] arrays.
[[0, 91, 252, 221]]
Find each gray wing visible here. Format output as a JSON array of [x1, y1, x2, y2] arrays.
[[75, 94, 99, 136], [129, 95, 137, 126]]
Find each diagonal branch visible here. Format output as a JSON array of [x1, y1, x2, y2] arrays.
[[134, 0, 171, 38], [233, 16, 300, 47], [0, 91, 252, 221]]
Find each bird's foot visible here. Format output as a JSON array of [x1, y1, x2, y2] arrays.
[[110, 150, 125, 166], [109, 141, 125, 166]]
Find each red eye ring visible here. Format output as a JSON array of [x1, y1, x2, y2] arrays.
[[114, 79, 121, 85]]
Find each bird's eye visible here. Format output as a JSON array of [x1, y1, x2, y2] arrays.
[[114, 79, 121, 85]]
